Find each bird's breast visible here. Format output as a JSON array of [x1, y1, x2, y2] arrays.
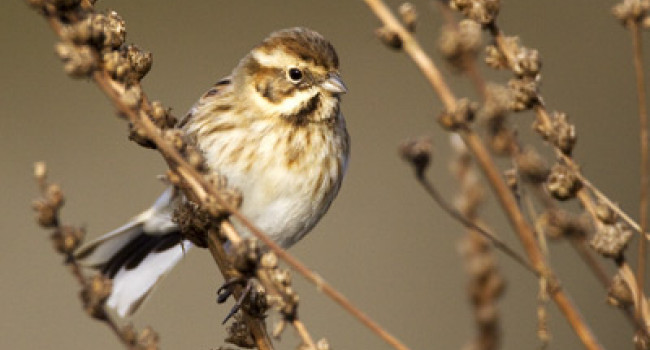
[[197, 118, 348, 247]]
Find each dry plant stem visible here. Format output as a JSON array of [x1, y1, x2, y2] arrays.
[[292, 319, 317, 349], [96, 67, 407, 350], [417, 173, 536, 275], [363, 1, 603, 349], [630, 19, 649, 326], [206, 228, 273, 350], [490, 17, 650, 336], [491, 21, 646, 241], [232, 216, 411, 350], [619, 259, 650, 331], [34, 167, 136, 349], [39, 8, 408, 350], [575, 170, 648, 239], [491, 22, 647, 242]]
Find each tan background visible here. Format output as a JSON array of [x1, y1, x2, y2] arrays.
[[2, 0, 648, 349]]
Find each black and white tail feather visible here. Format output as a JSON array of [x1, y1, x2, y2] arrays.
[[75, 188, 192, 317]]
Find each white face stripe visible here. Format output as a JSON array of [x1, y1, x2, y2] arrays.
[[249, 84, 318, 117], [252, 48, 300, 70]]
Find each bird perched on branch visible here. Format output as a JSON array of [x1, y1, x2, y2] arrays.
[[75, 27, 350, 317]]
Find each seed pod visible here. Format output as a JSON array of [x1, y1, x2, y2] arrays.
[[55, 42, 97, 78], [516, 148, 549, 183], [375, 27, 402, 50], [590, 222, 633, 258], [438, 98, 477, 131], [399, 2, 418, 32], [546, 163, 581, 200]]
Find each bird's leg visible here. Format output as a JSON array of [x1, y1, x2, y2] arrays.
[[220, 279, 255, 324], [216, 277, 247, 304]]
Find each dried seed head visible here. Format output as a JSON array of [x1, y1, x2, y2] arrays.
[[34, 161, 47, 181], [487, 125, 516, 155], [538, 209, 588, 240], [128, 121, 155, 149], [316, 338, 331, 350], [535, 112, 577, 155], [51, 225, 85, 255], [450, 0, 501, 25], [375, 26, 402, 50], [150, 100, 176, 129], [595, 202, 618, 225], [466, 253, 496, 278], [204, 173, 242, 213], [121, 85, 143, 108], [590, 222, 633, 258], [60, 18, 93, 44], [103, 11, 126, 49], [515, 148, 549, 183], [438, 20, 482, 71], [81, 273, 112, 320], [508, 77, 539, 111], [399, 136, 432, 177], [546, 163, 581, 201], [512, 46, 541, 77], [33, 199, 58, 227], [225, 314, 255, 348], [485, 45, 508, 70], [399, 2, 418, 32], [163, 129, 185, 151], [607, 273, 634, 308], [612, 0, 650, 25], [172, 200, 216, 248], [552, 112, 577, 155], [102, 50, 129, 80], [261, 252, 279, 269], [504, 168, 518, 192], [55, 42, 97, 78], [475, 303, 498, 327], [121, 324, 137, 345], [137, 326, 159, 349], [480, 83, 513, 122], [239, 282, 268, 321], [186, 145, 206, 171], [438, 98, 478, 131], [125, 45, 153, 82], [233, 239, 261, 275]]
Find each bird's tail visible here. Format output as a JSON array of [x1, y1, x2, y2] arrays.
[[75, 188, 192, 317]]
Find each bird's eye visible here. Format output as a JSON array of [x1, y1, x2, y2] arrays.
[[288, 68, 303, 82]]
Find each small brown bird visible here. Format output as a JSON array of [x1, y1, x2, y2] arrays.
[[76, 27, 350, 317]]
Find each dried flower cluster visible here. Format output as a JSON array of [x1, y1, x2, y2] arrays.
[[32, 162, 160, 349], [366, 0, 650, 348], [28, 0, 650, 349]]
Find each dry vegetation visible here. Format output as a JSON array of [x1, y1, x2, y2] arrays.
[[29, 0, 650, 349]]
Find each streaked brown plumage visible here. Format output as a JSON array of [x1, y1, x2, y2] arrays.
[[76, 27, 349, 317]]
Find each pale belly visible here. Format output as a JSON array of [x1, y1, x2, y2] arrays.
[[218, 160, 332, 248]]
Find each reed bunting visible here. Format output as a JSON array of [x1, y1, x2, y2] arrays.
[[75, 27, 350, 317]]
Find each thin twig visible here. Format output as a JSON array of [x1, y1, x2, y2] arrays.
[[416, 172, 537, 276], [33, 163, 140, 349], [630, 19, 649, 329], [292, 319, 317, 350], [362, 1, 602, 348]]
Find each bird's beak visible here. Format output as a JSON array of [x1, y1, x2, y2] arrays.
[[321, 72, 347, 94]]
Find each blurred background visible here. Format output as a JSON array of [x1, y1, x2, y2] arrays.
[[2, 0, 649, 349]]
